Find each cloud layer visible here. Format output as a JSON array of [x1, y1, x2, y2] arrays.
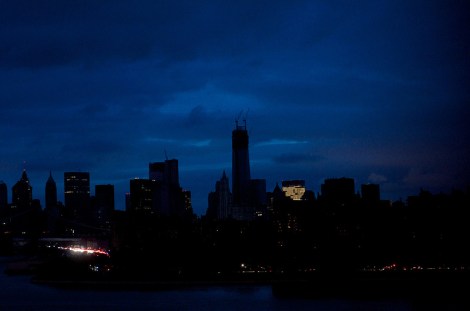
[[1, 0, 469, 214]]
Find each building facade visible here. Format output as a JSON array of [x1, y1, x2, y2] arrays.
[[232, 121, 251, 207], [45, 171, 57, 210], [12, 170, 33, 210], [282, 180, 306, 201], [64, 172, 90, 219]]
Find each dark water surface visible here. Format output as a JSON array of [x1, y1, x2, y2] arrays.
[[0, 259, 465, 311]]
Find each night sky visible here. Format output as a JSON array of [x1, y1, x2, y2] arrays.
[[1, 0, 469, 215]]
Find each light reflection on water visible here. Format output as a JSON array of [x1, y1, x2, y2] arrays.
[[0, 260, 463, 311]]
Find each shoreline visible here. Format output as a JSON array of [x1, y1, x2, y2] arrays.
[[4, 255, 470, 300]]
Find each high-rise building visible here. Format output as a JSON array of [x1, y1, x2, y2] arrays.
[[149, 159, 184, 216], [207, 171, 232, 220], [94, 184, 115, 227], [12, 170, 33, 210], [206, 121, 267, 220], [149, 162, 165, 182], [229, 121, 267, 220], [232, 121, 251, 206], [45, 171, 57, 209], [282, 180, 306, 201], [128, 178, 154, 213], [249, 178, 267, 217], [149, 159, 179, 185], [320, 177, 356, 206], [64, 172, 90, 219], [44, 172, 62, 235], [361, 183, 380, 207], [182, 189, 193, 216], [0, 181, 7, 210]]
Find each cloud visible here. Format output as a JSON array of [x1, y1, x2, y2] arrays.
[[160, 84, 262, 116], [1, 0, 469, 215], [256, 139, 309, 147], [368, 173, 387, 184], [402, 168, 452, 190], [185, 140, 212, 147], [272, 153, 324, 165]]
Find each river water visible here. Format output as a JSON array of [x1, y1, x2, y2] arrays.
[[0, 259, 465, 311]]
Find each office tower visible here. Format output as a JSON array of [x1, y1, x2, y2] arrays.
[[164, 159, 179, 186], [149, 159, 184, 216], [45, 171, 57, 209], [232, 120, 251, 206], [94, 184, 115, 227], [249, 178, 267, 217], [128, 178, 154, 213], [0, 181, 7, 210], [182, 189, 193, 215], [250, 179, 267, 206], [207, 121, 266, 220], [361, 183, 380, 207], [321, 177, 356, 206], [149, 162, 165, 181], [149, 159, 179, 186], [44, 173, 61, 235], [282, 180, 306, 201], [64, 172, 90, 219], [207, 171, 232, 219], [217, 171, 231, 219], [12, 170, 33, 210]]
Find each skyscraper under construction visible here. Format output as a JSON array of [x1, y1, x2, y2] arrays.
[[230, 120, 266, 220], [232, 120, 251, 207]]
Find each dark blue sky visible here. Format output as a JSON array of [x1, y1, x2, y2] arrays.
[[1, 0, 469, 215]]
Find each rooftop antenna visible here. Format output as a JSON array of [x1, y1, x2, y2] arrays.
[[243, 108, 249, 128], [164, 150, 169, 161], [236, 110, 244, 128]]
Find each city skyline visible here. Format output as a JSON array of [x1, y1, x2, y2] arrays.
[[0, 140, 468, 217], [1, 1, 469, 215], [0, 116, 469, 215]]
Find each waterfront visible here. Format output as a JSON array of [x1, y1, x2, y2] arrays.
[[1, 259, 468, 311]]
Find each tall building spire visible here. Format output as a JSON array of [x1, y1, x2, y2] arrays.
[[21, 169, 29, 183], [12, 169, 32, 209], [45, 171, 57, 209]]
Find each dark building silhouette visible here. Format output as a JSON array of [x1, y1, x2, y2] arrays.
[[182, 189, 193, 216], [361, 183, 380, 207], [126, 159, 190, 218], [128, 178, 154, 213], [320, 177, 356, 206], [268, 181, 315, 235], [44, 172, 61, 235], [45, 171, 57, 210], [149, 159, 185, 217], [149, 159, 179, 185], [206, 121, 267, 220], [6, 171, 43, 237], [268, 182, 285, 206], [249, 179, 267, 216], [232, 121, 251, 207], [64, 172, 90, 219], [207, 171, 232, 220], [12, 170, 33, 210], [0, 181, 7, 210], [125, 192, 131, 211], [93, 184, 115, 228], [231, 121, 267, 220]]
